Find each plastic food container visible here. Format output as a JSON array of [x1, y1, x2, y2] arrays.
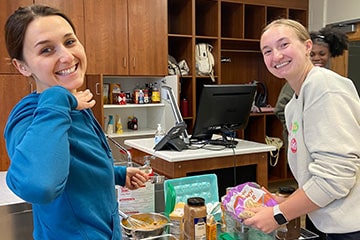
[[164, 174, 220, 220]]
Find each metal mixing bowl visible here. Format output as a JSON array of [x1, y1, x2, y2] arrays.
[[120, 212, 169, 239]]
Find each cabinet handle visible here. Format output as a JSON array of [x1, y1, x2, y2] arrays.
[[95, 83, 100, 96], [123, 57, 127, 68], [132, 57, 136, 69]]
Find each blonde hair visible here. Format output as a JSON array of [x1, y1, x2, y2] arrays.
[[262, 19, 310, 42]]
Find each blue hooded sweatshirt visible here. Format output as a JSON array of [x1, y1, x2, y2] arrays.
[[5, 86, 126, 240]]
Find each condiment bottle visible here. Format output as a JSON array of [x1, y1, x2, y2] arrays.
[[181, 97, 189, 117], [276, 186, 301, 240], [106, 115, 114, 134], [138, 89, 144, 104], [183, 197, 207, 240], [151, 86, 161, 103]]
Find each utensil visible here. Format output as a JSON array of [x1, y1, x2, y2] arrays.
[[118, 209, 148, 229]]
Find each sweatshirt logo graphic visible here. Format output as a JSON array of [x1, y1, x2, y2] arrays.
[[290, 138, 297, 153], [289, 121, 298, 153], [291, 121, 299, 133]]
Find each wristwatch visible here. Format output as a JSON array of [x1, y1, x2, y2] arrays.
[[273, 205, 288, 225]]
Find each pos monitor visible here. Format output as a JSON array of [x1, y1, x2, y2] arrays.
[[190, 84, 256, 147]]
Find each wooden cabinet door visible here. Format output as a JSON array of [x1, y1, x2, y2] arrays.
[[0, 75, 32, 171], [128, 0, 168, 76], [84, 0, 128, 75], [85, 74, 104, 127], [35, 0, 85, 45], [84, 0, 167, 76], [0, 0, 33, 74]]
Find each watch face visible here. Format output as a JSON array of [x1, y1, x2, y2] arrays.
[[274, 213, 287, 225]]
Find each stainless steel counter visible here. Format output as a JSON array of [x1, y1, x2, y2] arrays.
[[0, 202, 33, 240], [0, 172, 33, 240]]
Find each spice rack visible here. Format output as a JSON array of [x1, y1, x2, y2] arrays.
[[102, 75, 179, 139]]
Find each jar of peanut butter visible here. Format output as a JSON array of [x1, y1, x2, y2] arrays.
[[183, 197, 207, 240]]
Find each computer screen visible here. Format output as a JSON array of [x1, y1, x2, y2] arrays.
[[190, 84, 256, 146]]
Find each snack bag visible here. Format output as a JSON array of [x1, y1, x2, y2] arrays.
[[222, 182, 277, 220]]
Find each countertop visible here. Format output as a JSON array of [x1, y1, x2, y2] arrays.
[[0, 171, 26, 206], [125, 137, 276, 162]]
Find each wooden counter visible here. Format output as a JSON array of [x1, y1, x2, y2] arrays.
[[125, 138, 275, 188]]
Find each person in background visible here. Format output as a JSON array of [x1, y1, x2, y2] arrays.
[[274, 26, 349, 147], [273, 25, 349, 239], [244, 19, 360, 240], [4, 5, 148, 240]]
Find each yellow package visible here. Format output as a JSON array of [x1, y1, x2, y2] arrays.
[[169, 202, 185, 240], [206, 215, 217, 240]]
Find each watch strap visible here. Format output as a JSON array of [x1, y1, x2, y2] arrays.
[[273, 204, 288, 225]]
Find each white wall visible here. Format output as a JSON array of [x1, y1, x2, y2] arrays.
[[309, 0, 360, 30], [325, 0, 360, 24], [308, 0, 326, 31]]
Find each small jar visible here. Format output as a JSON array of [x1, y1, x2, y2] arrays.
[[183, 197, 207, 240], [276, 186, 301, 240], [151, 87, 161, 103]]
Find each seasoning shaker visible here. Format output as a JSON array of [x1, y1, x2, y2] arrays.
[[183, 197, 207, 240]]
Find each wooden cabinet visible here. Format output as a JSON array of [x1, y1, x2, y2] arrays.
[[84, 0, 168, 76], [0, 75, 33, 171], [35, 0, 85, 44], [168, 0, 308, 183]]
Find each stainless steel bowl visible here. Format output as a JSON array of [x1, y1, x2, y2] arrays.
[[120, 212, 169, 239]]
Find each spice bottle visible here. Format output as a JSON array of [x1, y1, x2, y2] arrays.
[[276, 186, 301, 240], [183, 197, 207, 240]]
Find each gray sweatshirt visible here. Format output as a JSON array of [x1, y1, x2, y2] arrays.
[[285, 67, 360, 233]]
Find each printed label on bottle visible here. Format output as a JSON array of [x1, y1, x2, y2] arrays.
[[194, 217, 206, 240], [152, 91, 160, 103]]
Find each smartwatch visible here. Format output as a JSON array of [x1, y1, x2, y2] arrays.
[[273, 204, 288, 225]]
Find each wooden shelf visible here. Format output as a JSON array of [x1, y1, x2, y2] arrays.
[[168, 0, 308, 183], [104, 103, 165, 109]]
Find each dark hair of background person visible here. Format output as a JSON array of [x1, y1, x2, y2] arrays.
[[4, 4, 76, 61], [310, 26, 349, 57]]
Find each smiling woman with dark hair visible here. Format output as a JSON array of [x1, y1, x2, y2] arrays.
[[4, 5, 148, 240], [310, 26, 349, 67]]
